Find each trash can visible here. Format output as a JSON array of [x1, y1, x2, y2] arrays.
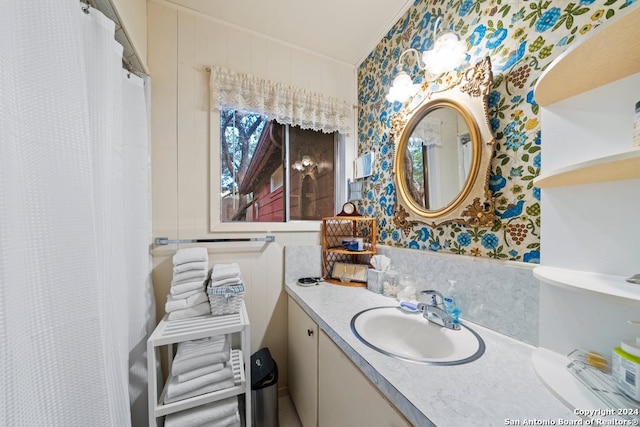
[[251, 348, 278, 427]]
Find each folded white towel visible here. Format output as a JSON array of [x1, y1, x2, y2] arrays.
[[168, 287, 201, 300], [171, 341, 230, 375], [173, 260, 209, 274], [164, 397, 238, 427], [177, 335, 226, 359], [176, 362, 224, 383], [172, 269, 208, 286], [209, 277, 243, 288], [178, 334, 225, 348], [211, 263, 241, 280], [165, 291, 208, 313], [177, 338, 227, 363], [167, 301, 210, 321], [178, 333, 224, 346], [163, 378, 235, 404], [173, 247, 208, 266], [170, 279, 206, 296], [166, 365, 233, 399], [209, 411, 241, 427], [178, 334, 224, 347]]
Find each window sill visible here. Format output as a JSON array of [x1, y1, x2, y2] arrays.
[[210, 221, 321, 234]]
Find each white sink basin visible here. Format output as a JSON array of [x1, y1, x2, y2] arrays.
[[351, 306, 485, 365]]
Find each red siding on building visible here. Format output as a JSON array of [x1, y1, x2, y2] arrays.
[[236, 122, 335, 222], [253, 185, 284, 222]]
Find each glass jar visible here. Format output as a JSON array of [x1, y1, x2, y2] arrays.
[[397, 274, 417, 301], [382, 270, 399, 298]]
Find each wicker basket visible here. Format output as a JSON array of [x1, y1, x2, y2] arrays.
[[207, 282, 245, 316]]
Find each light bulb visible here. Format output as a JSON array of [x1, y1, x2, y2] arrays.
[[422, 32, 466, 75], [385, 71, 420, 103]]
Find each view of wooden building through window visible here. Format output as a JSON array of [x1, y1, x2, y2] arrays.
[[220, 109, 336, 222]]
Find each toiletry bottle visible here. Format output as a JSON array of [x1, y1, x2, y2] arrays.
[[444, 280, 461, 323], [612, 320, 640, 401]]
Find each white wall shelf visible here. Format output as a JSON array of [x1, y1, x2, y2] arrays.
[[535, 3, 640, 282], [534, 266, 640, 303], [533, 150, 640, 188], [533, 3, 640, 389], [535, 5, 640, 107], [531, 348, 640, 423], [531, 348, 607, 415]]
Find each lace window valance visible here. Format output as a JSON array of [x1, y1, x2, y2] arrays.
[[410, 117, 442, 147], [209, 65, 352, 135]]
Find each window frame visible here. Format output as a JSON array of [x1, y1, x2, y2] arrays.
[[209, 110, 351, 233], [270, 166, 284, 193]]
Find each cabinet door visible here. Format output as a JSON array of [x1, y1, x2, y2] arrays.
[[288, 297, 318, 427], [318, 331, 411, 427]]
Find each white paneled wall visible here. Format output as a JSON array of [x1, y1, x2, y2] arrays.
[[148, 0, 356, 394]]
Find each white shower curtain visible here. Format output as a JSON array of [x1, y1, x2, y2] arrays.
[[122, 71, 156, 427], [0, 2, 153, 426]]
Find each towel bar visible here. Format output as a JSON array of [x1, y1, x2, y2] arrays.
[[154, 236, 275, 246]]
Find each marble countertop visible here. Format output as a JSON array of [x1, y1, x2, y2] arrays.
[[285, 281, 578, 427]]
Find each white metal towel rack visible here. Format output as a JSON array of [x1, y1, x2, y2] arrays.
[[154, 236, 275, 246]]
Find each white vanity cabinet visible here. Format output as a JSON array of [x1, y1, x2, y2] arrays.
[[146, 303, 251, 427], [287, 296, 319, 427], [533, 5, 640, 301], [318, 331, 411, 427], [287, 297, 410, 427]]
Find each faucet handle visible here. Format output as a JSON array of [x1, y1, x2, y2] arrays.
[[421, 289, 444, 307]]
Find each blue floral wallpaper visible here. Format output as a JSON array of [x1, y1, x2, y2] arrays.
[[357, 0, 637, 262]]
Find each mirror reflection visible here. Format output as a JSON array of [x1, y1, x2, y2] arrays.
[[403, 107, 472, 211]]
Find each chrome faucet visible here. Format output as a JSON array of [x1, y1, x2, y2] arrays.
[[417, 290, 460, 330]]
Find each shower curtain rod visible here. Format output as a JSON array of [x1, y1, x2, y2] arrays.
[[154, 236, 276, 246], [81, 0, 148, 76]]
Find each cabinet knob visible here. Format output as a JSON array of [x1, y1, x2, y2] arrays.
[[307, 329, 314, 336]]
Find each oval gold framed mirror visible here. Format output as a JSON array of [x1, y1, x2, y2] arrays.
[[391, 57, 496, 228]]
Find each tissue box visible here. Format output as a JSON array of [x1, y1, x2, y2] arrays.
[[367, 269, 384, 294]]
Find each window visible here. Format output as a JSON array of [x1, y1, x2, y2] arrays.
[[270, 166, 283, 192], [219, 108, 339, 222]]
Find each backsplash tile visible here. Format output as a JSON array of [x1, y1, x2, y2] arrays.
[[284, 245, 322, 285], [285, 245, 539, 345], [376, 246, 539, 345]]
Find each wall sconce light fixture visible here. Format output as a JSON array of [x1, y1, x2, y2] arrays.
[[385, 55, 423, 103], [386, 16, 466, 103], [293, 154, 317, 172]]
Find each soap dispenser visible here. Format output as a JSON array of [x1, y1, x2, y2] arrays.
[[444, 279, 461, 323]]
